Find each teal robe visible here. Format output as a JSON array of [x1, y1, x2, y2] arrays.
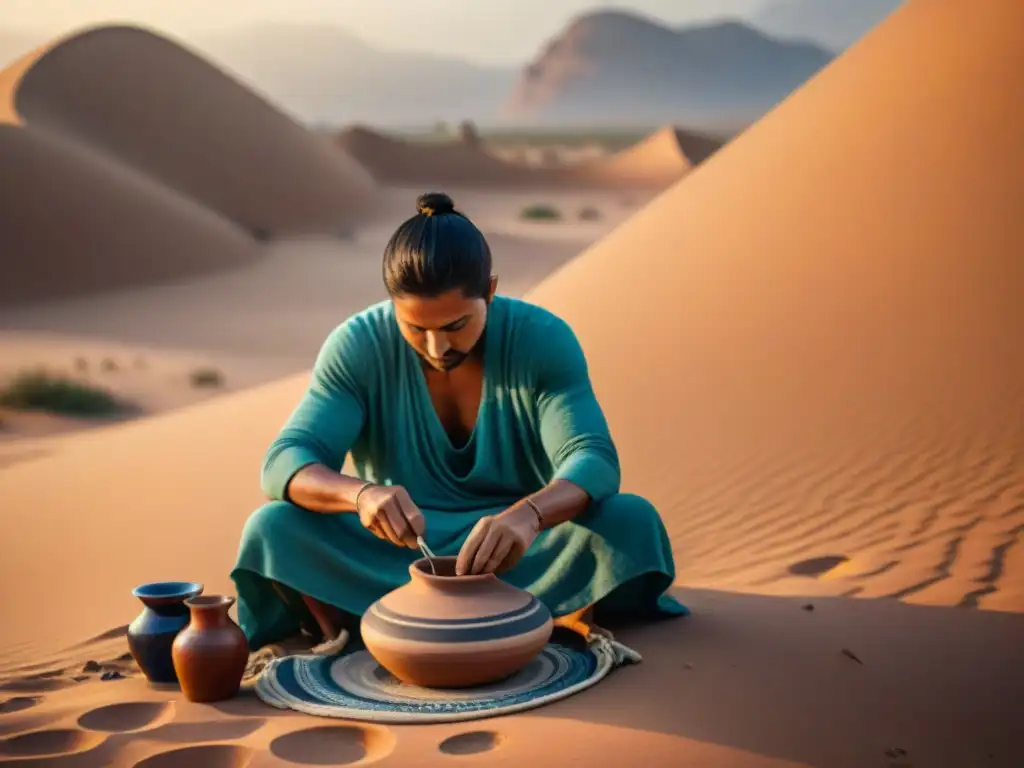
[[232, 295, 686, 650]]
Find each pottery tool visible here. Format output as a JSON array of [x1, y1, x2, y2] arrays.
[[417, 535, 438, 575]]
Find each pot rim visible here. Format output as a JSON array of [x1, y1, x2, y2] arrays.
[[409, 556, 496, 583], [184, 594, 236, 610], [132, 581, 203, 601]]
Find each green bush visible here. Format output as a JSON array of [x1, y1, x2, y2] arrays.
[[189, 367, 224, 388], [520, 203, 561, 221], [0, 369, 124, 416]]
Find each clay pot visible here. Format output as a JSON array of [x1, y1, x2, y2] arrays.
[[171, 595, 249, 702], [127, 581, 203, 683], [361, 556, 553, 688]]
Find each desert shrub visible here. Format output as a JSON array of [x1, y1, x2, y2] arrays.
[[100, 358, 118, 372], [578, 206, 601, 221], [0, 369, 123, 416], [521, 203, 561, 221], [74, 357, 89, 372], [189, 367, 224, 388]]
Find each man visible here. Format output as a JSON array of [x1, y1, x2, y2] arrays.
[[232, 192, 686, 654]]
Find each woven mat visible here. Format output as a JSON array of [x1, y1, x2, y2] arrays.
[[254, 636, 641, 724]]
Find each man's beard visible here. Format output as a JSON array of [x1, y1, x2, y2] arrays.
[[421, 325, 486, 372], [426, 349, 470, 372]]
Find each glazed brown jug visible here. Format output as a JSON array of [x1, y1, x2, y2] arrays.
[[171, 595, 249, 702], [361, 556, 553, 688]]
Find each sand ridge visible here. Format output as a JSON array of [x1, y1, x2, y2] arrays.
[[563, 126, 724, 187], [335, 123, 718, 190]]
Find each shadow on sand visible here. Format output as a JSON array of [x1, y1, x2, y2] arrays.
[[539, 587, 1023, 768]]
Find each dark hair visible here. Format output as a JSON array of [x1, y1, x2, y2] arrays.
[[382, 192, 492, 298]]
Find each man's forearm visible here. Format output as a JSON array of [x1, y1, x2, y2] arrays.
[[284, 464, 369, 514], [517, 479, 591, 531]]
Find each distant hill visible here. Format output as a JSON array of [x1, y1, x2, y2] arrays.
[[752, 0, 905, 51], [500, 11, 833, 129], [190, 24, 517, 125]]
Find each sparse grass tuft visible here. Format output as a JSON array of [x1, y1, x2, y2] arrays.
[[0, 369, 124, 416], [521, 203, 561, 221], [578, 206, 601, 221], [189, 367, 224, 388]]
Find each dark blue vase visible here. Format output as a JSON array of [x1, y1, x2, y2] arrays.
[[127, 581, 203, 683]]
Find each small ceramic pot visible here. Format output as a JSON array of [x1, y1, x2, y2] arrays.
[[127, 581, 203, 683], [171, 595, 249, 703], [361, 556, 553, 688]]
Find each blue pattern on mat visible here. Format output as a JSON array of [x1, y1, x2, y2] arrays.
[[269, 644, 599, 714]]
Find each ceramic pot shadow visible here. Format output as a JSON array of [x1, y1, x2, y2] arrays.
[[127, 581, 203, 684], [172, 595, 249, 702], [361, 556, 553, 688]]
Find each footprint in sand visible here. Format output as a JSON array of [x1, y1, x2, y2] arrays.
[[147, 717, 266, 743], [0, 672, 76, 694], [787, 554, 850, 577], [269, 725, 396, 765], [78, 701, 175, 733], [0, 696, 42, 714], [134, 744, 253, 768], [438, 730, 506, 756], [0, 728, 105, 759]]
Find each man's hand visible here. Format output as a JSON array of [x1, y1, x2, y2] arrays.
[[456, 504, 540, 576], [356, 484, 425, 548]]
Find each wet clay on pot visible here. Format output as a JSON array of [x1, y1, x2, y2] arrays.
[[171, 595, 249, 702], [128, 581, 203, 683], [361, 556, 553, 688]]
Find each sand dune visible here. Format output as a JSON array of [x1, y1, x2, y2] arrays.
[[564, 126, 723, 187], [0, 0, 1021, 765], [527, 0, 1024, 612], [335, 125, 544, 188], [7, 25, 377, 236], [0, 124, 255, 306], [335, 124, 713, 190]]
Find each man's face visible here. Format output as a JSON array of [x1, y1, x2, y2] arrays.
[[393, 282, 496, 372]]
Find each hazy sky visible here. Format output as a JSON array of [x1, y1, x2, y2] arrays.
[[5, 0, 769, 64]]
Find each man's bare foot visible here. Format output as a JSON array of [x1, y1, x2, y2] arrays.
[[244, 633, 318, 679], [310, 628, 350, 657], [553, 605, 613, 642]]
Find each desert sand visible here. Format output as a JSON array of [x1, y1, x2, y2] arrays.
[[1, 0, 1023, 766]]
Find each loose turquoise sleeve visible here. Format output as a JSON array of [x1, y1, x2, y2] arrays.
[[260, 319, 371, 501], [530, 312, 621, 502]]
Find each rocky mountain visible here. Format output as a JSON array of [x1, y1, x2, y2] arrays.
[[752, 0, 905, 52], [500, 11, 833, 129]]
